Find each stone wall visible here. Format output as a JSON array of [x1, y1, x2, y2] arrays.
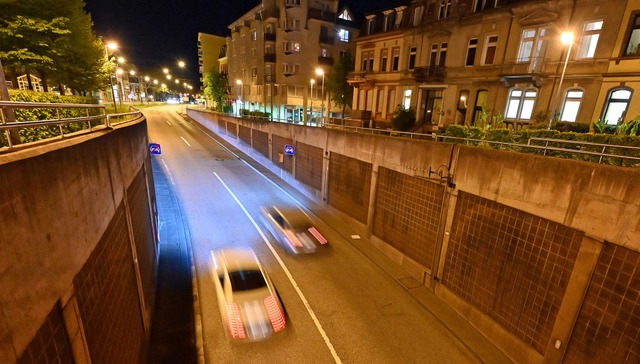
[[0, 118, 157, 363]]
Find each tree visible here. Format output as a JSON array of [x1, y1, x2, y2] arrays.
[[391, 106, 416, 131], [203, 67, 228, 111], [326, 52, 354, 117]]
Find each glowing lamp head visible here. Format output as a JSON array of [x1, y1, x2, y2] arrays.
[[561, 32, 574, 45]]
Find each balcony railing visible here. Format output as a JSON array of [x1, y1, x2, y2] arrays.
[[264, 33, 276, 42], [318, 56, 334, 67], [347, 71, 367, 82], [308, 8, 336, 22], [319, 35, 334, 44], [413, 66, 446, 82]]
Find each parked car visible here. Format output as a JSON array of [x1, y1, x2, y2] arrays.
[[260, 205, 329, 254], [209, 248, 286, 341]]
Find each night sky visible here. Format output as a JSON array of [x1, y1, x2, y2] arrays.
[[84, 0, 405, 86]]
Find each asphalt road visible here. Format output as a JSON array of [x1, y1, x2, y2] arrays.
[[145, 105, 487, 364]]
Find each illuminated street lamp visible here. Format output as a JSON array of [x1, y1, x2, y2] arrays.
[[548, 32, 574, 130], [163, 68, 169, 74], [315, 68, 325, 123], [178, 61, 186, 68]]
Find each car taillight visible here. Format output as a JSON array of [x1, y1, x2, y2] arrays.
[[263, 295, 286, 332], [308, 227, 328, 245], [226, 302, 246, 339], [284, 229, 303, 247]]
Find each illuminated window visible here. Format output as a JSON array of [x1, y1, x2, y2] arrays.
[[403, 89, 412, 110], [578, 20, 603, 58], [338, 9, 352, 21], [560, 89, 584, 122], [338, 29, 350, 42], [602, 88, 632, 124], [624, 12, 640, 56], [505, 88, 537, 120]]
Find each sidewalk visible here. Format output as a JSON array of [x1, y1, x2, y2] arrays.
[[148, 156, 198, 364]]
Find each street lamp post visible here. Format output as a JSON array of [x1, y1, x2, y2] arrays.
[[105, 42, 118, 113], [548, 32, 574, 130], [236, 79, 243, 116], [310, 79, 315, 125], [315, 68, 325, 124]]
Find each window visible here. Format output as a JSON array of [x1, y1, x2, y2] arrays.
[[361, 51, 374, 71], [517, 28, 549, 72], [338, 9, 352, 21], [403, 90, 412, 110], [466, 38, 478, 66], [377, 89, 384, 113], [438, 0, 451, 19], [429, 43, 447, 66], [578, 20, 603, 58], [284, 41, 300, 53], [321, 48, 328, 57], [338, 29, 350, 42], [473, 0, 496, 12], [285, 0, 300, 6], [380, 49, 388, 72], [624, 13, 640, 55], [412, 6, 423, 26], [505, 88, 537, 120], [394, 7, 405, 28], [285, 18, 301, 31], [602, 88, 632, 124], [392, 47, 400, 71], [251, 67, 257, 78], [560, 89, 584, 122], [251, 48, 256, 59], [366, 16, 376, 35], [251, 29, 257, 41], [387, 88, 396, 113], [383, 11, 394, 31], [482, 35, 498, 65], [408, 47, 417, 70]]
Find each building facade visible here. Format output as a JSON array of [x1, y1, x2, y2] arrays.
[[349, 0, 640, 130], [223, 0, 359, 123], [197, 32, 227, 92]]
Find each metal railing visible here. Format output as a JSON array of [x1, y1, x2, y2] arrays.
[[323, 123, 640, 165], [0, 101, 143, 149]]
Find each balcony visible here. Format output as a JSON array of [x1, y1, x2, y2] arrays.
[[264, 33, 276, 42], [264, 53, 276, 63], [261, 7, 279, 19], [413, 66, 446, 82], [347, 71, 376, 88], [308, 8, 336, 22], [499, 57, 545, 87], [318, 56, 334, 67]]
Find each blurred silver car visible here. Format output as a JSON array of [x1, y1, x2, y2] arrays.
[[261, 206, 329, 254], [209, 248, 286, 340]]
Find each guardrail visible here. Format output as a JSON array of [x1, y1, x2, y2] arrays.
[[0, 101, 143, 148]]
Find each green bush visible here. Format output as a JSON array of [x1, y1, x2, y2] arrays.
[[391, 106, 416, 132], [1, 90, 103, 147]]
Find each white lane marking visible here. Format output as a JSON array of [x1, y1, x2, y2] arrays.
[[165, 119, 172, 125], [181, 136, 192, 147], [160, 157, 176, 186], [189, 121, 304, 206], [213, 172, 342, 364]]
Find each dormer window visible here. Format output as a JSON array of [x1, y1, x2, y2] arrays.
[[366, 15, 376, 35], [338, 9, 352, 21]]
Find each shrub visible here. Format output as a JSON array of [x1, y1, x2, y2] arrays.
[[391, 106, 416, 132]]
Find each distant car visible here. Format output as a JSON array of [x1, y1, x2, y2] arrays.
[[209, 248, 286, 341], [261, 206, 329, 254]]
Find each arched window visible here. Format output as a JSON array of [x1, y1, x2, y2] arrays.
[[505, 87, 537, 120], [560, 88, 584, 122], [472, 89, 488, 125], [602, 87, 632, 124]]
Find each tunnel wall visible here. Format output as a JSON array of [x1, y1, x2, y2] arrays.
[[0, 118, 157, 364], [188, 109, 640, 364]]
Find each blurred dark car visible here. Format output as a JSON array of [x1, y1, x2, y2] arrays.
[[209, 248, 286, 341], [261, 205, 328, 254]]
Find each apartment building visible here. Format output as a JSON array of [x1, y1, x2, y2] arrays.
[[224, 0, 359, 123], [349, 0, 640, 129], [197, 32, 227, 92]]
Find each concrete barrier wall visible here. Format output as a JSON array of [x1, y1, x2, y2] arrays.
[[188, 109, 640, 363], [0, 119, 157, 363]]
